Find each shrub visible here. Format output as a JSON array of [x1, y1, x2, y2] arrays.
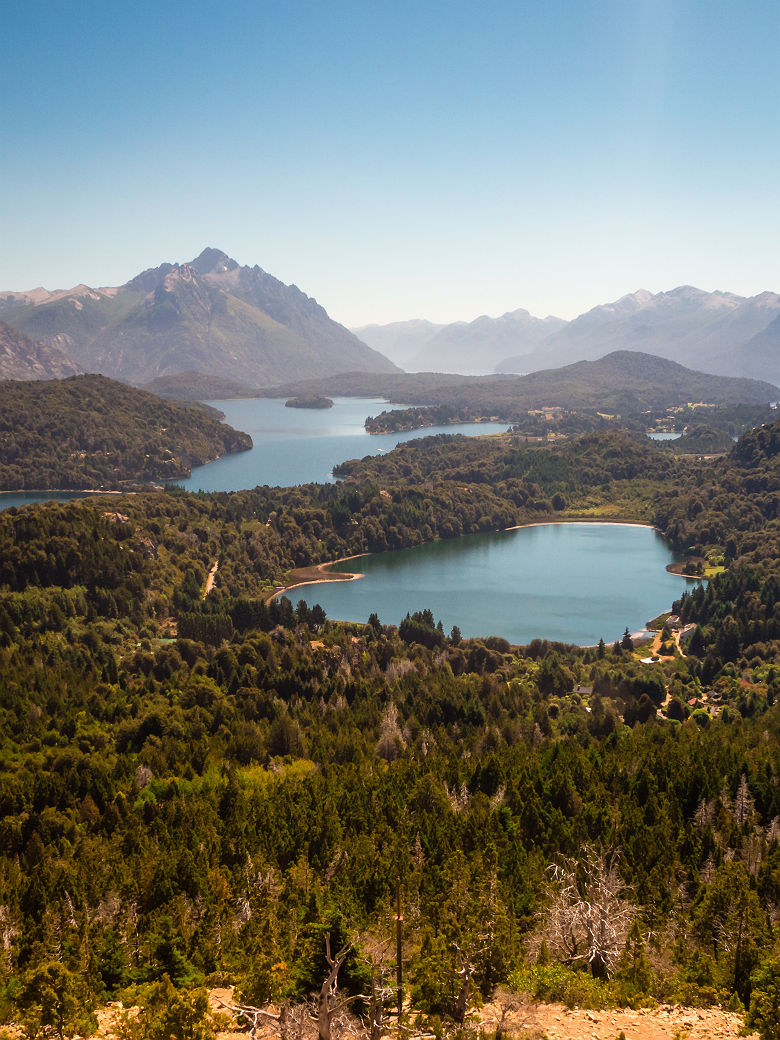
[[509, 964, 612, 1010], [746, 958, 780, 1040]]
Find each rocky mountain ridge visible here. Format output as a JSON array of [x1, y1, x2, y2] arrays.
[[0, 320, 81, 380]]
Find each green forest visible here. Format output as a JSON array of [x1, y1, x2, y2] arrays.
[[2, 415, 780, 1038], [0, 376, 252, 491]]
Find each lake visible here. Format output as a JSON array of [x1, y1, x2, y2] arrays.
[[0, 398, 509, 509], [173, 397, 509, 492], [0, 490, 113, 511], [0, 403, 695, 644], [283, 522, 700, 646]]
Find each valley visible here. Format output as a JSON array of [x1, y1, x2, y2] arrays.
[[2, 255, 780, 1040], [1, 397, 780, 1038], [4, 2, 779, 1035]]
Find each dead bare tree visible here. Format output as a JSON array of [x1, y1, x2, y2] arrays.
[[452, 941, 487, 1025], [543, 847, 635, 979], [365, 945, 395, 1040], [217, 934, 369, 1040], [484, 987, 535, 1040], [317, 933, 369, 1040], [212, 995, 289, 1040]]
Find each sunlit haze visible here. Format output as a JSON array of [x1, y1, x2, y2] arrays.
[[3, 0, 779, 326]]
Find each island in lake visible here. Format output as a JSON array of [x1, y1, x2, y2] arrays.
[[285, 394, 335, 409]]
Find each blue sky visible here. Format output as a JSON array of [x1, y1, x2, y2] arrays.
[[2, 0, 779, 325]]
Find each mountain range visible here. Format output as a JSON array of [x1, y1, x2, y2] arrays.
[[4, 256, 779, 390], [356, 286, 780, 384], [0, 248, 399, 388], [353, 310, 566, 374]]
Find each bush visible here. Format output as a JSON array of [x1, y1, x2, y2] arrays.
[[115, 976, 227, 1040], [16, 962, 97, 1040], [509, 964, 612, 1009], [746, 958, 780, 1040]]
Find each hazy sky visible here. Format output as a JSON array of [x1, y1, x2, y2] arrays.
[[3, 0, 779, 326]]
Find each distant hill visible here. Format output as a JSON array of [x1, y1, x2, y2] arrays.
[[142, 370, 257, 401], [0, 374, 252, 490], [669, 424, 736, 455], [0, 321, 80, 380], [495, 286, 780, 382], [0, 248, 400, 388], [509, 350, 780, 412], [355, 310, 566, 374], [261, 350, 779, 416]]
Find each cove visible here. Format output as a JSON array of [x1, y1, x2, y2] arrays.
[[284, 522, 702, 646]]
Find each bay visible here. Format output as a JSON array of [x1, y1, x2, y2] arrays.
[[0, 490, 110, 511], [0, 398, 509, 509], [284, 522, 701, 646], [173, 397, 509, 492]]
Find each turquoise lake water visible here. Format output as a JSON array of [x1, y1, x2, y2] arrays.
[[0, 402, 696, 644], [173, 397, 509, 492], [283, 522, 700, 646]]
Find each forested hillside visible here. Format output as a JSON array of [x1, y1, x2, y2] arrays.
[[2, 421, 780, 1036], [0, 375, 252, 490]]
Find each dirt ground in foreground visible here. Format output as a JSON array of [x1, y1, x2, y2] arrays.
[[89, 990, 759, 1040], [492, 999, 758, 1040]]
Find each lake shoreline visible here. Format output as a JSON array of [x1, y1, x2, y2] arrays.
[[0, 488, 128, 495], [268, 520, 699, 645], [504, 517, 654, 532]]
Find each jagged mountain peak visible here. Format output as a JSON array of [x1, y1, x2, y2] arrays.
[[617, 288, 654, 308], [189, 247, 239, 275]]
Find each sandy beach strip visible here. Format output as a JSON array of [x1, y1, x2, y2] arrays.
[[266, 554, 367, 604]]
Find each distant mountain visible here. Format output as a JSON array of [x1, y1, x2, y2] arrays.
[[0, 321, 80, 381], [358, 286, 780, 382], [352, 319, 447, 369], [496, 287, 780, 383], [732, 311, 780, 382], [0, 248, 400, 387], [355, 309, 566, 374]]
